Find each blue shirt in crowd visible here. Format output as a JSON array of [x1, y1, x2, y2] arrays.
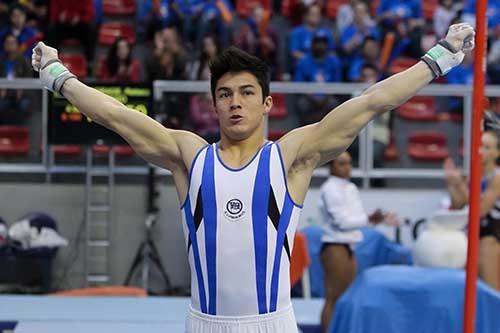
[[289, 26, 335, 58], [377, 0, 422, 19], [294, 54, 342, 83]]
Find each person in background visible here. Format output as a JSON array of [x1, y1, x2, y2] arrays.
[[347, 37, 380, 82], [145, 27, 188, 130], [294, 31, 342, 125], [46, 0, 95, 62], [487, 27, 500, 84], [288, 3, 335, 68], [0, 5, 41, 60], [319, 151, 401, 332], [376, 0, 425, 58], [188, 34, 220, 143], [233, 4, 281, 80], [444, 130, 500, 291], [446, 51, 474, 116], [189, 34, 219, 81], [434, 0, 463, 39], [340, 1, 379, 59], [0, 34, 33, 125], [97, 37, 141, 83]]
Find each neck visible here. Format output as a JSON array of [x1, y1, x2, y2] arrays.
[[218, 128, 267, 164]]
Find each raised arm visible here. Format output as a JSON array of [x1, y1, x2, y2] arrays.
[[32, 42, 206, 171], [280, 23, 475, 168]]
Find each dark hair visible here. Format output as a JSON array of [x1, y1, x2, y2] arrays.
[[362, 36, 378, 47], [10, 4, 26, 15], [484, 130, 500, 166], [106, 37, 132, 77], [209, 46, 270, 103], [361, 63, 378, 73], [197, 35, 220, 80]]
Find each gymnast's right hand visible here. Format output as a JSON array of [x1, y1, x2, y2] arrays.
[[32, 42, 76, 95]]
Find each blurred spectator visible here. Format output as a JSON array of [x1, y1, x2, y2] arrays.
[[319, 151, 401, 332], [188, 35, 219, 80], [46, 0, 95, 62], [446, 52, 474, 115], [434, 0, 463, 39], [0, 4, 41, 60], [294, 32, 342, 125], [347, 63, 389, 187], [340, 1, 379, 58], [176, 0, 233, 50], [488, 28, 500, 84], [336, 0, 357, 37], [145, 27, 188, 130], [288, 3, 335, 68], [443, 130, 500, 290], [16, 0, 50, 32], [145, 27, 188, 82], [233, 4, 280, 79], [97, 37, 141, 83], [136, 0, 179, 41], [376, 0, 425, 58], [189, 93, 219, 143], [188, 34, 219, 142], [0, 34, 33, 125], [347, 37, 380, 82], [462, 0, 500, 32], [0, 1, 14, 25]]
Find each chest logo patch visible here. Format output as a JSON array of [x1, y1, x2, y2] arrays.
[[224, 198, 246, 221]]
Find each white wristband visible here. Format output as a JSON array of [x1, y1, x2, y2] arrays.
[[39, 60, 76, 95], [421, 41, 465, 77]]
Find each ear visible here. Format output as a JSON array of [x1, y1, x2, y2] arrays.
[[263, 95, 273, 115]]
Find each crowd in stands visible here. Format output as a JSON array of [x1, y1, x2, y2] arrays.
[[0, 0, 499, 135]]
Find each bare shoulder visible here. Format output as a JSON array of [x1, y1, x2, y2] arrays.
[[277, 124, 321, 172], [277, 125, 321, 205], [170, 130, 208, 172]]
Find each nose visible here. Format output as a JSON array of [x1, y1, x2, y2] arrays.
[[230, 93, 242, 110]]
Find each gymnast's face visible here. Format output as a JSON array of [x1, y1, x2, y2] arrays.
[[214, 71, 272, 141]]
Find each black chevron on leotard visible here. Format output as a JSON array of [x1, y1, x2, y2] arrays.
[[268, 186, 291, 261], [187, 187, 203, 252]]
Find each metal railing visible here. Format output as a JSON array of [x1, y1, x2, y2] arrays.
[[1, 79, 499, 184]]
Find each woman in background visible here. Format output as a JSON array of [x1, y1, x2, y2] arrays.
[[444, 130, 500, 290], [98, 37, 141, 83]]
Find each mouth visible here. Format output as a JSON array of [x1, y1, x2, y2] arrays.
[[229, 115, 243, 123]]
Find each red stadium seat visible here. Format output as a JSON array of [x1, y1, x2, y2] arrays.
[[268, 129, 287, 141], [59, 53, 88, 79], [269, 94, 288, 119], [407, 131, 449, 161], [99, 22, 136, 46], [397, 96, 438, 122], [0, 126, 29, 157], [102, 0, 136, 15], [389, 57, 419, 75], [112, 144, 135, 157], [236, 0, 271, 18], [92, 144, 135, 157], [53, 144, 82, 158]]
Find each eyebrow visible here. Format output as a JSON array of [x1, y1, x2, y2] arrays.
[[216, 84, 256, 92]]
